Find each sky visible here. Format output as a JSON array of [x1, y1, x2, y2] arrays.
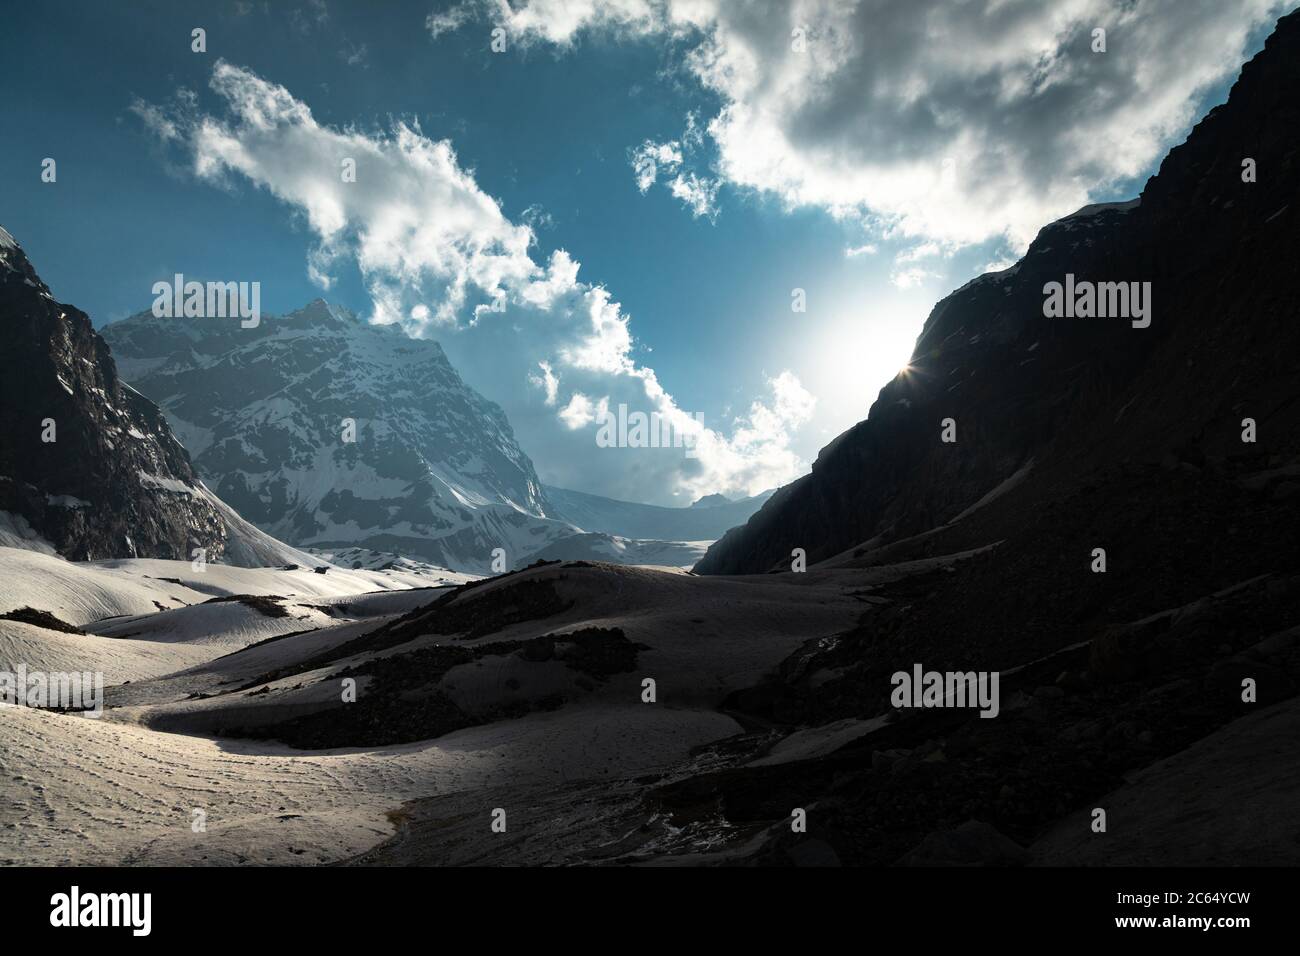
[[1, 0, 1291, 506]]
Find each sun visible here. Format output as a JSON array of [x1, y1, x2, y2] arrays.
[[790, 303, 926, 439]]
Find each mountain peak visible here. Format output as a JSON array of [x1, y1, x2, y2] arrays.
[[283, 297, 360, 326], [103, 295, 571, 572], [0, 225, 46, 290], [690, 493, 732, 509]]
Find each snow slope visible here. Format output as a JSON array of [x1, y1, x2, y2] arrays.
[[0, 546, 472, 627], [0, 558, 865, 865]]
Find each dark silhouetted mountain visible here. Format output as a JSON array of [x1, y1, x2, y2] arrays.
[[690, 493, 732, 509], [696, 11, 1300, 575]]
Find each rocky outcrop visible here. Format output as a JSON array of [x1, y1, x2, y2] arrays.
[[0, 227, 230, 561]]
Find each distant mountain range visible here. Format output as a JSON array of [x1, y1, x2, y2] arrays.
[[542, 485, 772, 542], [100, 301, 768, 572], [0, 226, 307, 566]]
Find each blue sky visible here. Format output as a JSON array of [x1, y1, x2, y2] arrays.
[[1, 1, 1287, 504]]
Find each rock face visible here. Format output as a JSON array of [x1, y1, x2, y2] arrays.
[[696, 11, 1300, 574], [103, 300, 579, 572], [0, 226, 296, 565]]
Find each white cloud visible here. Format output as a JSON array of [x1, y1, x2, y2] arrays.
[[439, 0, 1289, 252], [666, 171, 720, 220], [135, 61, 813, 504], [130, 101, 181, 142], [430, 0, 668, 48], [340, 41, 368, 67], [888, 238, 952, 288], [629, 136, 720, 219], [981, 256, 1020, 274], [889, 266, 938, 291], [426, 4, 474, 38], [530, 360, 560, 406], [290, 0, 330, 36], [895, 241, 948, 264], [558, 392, 600, 428], [629, 139, 683, 192], [520, 203, 555, 231]]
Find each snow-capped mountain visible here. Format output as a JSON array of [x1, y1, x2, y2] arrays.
[[0, 225, 308, 566], [103, 300, 579, 572]]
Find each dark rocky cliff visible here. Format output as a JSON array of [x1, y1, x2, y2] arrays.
[[696, 10, 1300, 575], [1, 228, 240, 562]]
